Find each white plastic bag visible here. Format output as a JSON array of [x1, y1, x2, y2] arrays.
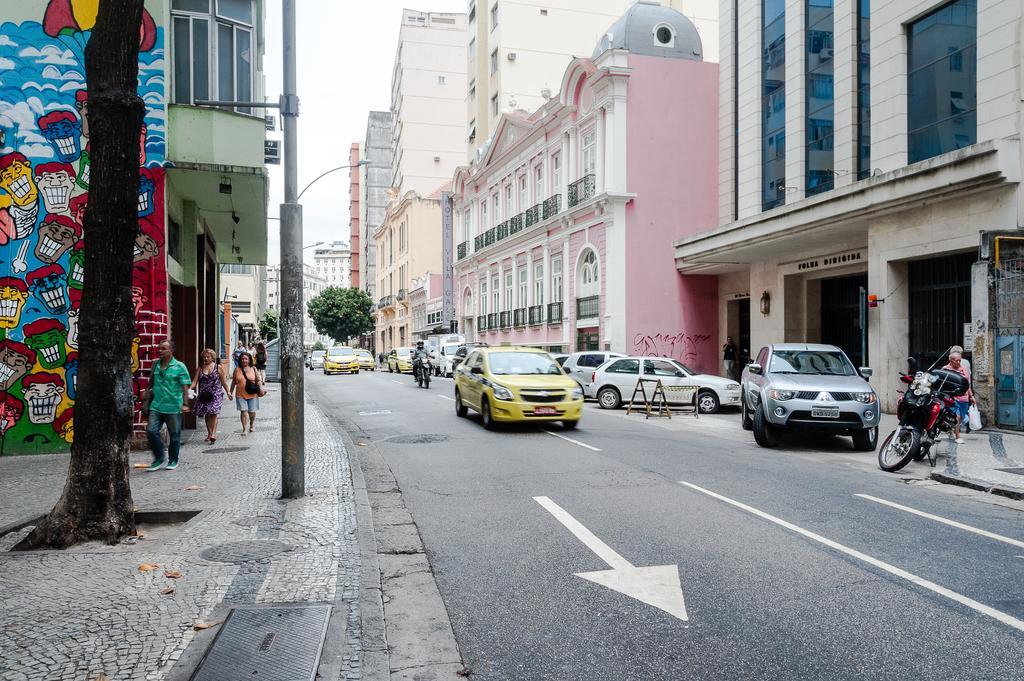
[[968, 405, 982, 431]]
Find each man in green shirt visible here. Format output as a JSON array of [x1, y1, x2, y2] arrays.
[[143, 339, 191, 471]]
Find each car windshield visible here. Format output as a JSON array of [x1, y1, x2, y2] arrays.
[[312, 351, 325, 358], [769, 350, 855, 376], [356, 350, 371, 357], [328, 347, 353, 357], [488, 352, 562, 376], [443, 344, 460, 354], [396, 348, 411, 356]]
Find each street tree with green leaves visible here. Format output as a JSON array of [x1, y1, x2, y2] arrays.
[[307, 287, 374, 345], [259, 308, 279, 342]]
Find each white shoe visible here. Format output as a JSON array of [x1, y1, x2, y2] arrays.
[[955, 438, 965, 444]]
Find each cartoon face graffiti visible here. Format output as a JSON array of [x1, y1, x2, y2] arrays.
[[139, 126, 148, 166], [34, 162, 77, 215], [76, 149, 90, 190], [68, 242, 85, 290], [0, 152, 39, 207], [53, 407, 74, 444], [130, 337, 141, 373], [65, 352, 78, 399], [134, 231, 159, 263], [38, 111, 83, 164], [0, 277, 29, 329], [131, 286, 147, 316], [69, 193, 88, 228], [24, 318, 68, 369], [22, 373, 65, 425], [137, 171, 156, 218], [35, 214, 81, 264], [0, 195, 13, 246], [27, 264, 70, 314], [67, 307, 80, 349], [74, 89, 90, 140], [0, 341, 36, 392], [0, 394, 24, 435]]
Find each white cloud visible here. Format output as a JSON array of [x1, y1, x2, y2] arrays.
[[16, 143, 55, 161], [42, 65, 84, 82], [23, 81, 59, 92], [59, 81, 86, 93], [0, 36, 17, 48], [20, 45, 78, 66], [0, 57, 13, 70]]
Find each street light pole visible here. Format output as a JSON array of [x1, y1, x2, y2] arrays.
[[279, 0, 304, 499]]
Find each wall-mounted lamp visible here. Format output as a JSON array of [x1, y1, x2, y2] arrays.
[[759, 290, 771, 317], [219, 177, 233, 195]]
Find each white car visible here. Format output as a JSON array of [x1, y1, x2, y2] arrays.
[[561, 351, 626, 393], [586, 356, 742, 413], [434, 340, 463, 377]]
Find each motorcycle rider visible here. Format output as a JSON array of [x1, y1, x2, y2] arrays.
[[412, 340, 430, 381]]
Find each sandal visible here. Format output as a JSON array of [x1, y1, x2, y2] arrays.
[[209, 437, 217, 444]]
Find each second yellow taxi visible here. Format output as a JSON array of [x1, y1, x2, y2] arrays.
[[387, 347, 414, 374], [323, 346, 360, 375], [355, 349, 375, 371]]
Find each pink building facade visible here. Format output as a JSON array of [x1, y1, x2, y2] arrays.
[[452, 4, 722, 373]]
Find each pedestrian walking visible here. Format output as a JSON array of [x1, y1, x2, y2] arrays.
[[942, 349, 974, 444], [722, 336, 737, 379], [232, 339, 246, 367], [254, 342, 268, 383], [230, 351, 263, 435], [949, 345, 973, 432], [190, 348, 230, 444], [142, 339, 191, 471]]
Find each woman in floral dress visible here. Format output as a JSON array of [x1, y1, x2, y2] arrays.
[[191, 348, 230, 443]]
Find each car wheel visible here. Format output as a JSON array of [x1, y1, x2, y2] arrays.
[[597, 386, 621, 410], [323, 369, 327, 375], [852, 427, 878, 452], [480, 397, 496, 431], [752, 406, 781, 448], [698, 390, 720, 414], [562, 419, 579, 430], [741, 397, 753, 431], [454, 389, 469, 417]]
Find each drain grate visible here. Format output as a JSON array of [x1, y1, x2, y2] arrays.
[[204, 446, 250, 453], [200, 540, 291, 564], [997, 467, 1024, 476], [190, 605, 331, 681], [388, 433, 449, 444]]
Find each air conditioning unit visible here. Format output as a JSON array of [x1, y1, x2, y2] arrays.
[[507, 52, 517, 61], [821, 48, 833, 60], [540, 87, 552, 99]]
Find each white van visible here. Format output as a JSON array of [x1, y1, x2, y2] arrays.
[[429, 334, 465, 376]]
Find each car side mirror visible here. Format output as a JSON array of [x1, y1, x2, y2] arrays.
[[748, 363, 762, 375], [470, 366, 483, 374], [907, 356, 918, 374], [859, 367, 873, 379]]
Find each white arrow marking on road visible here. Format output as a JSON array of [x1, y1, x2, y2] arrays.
[[533, 496, 688, 621]]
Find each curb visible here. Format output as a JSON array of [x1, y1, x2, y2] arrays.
[[929, 471, 1024, 501]]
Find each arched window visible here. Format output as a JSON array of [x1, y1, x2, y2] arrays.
[[576, 248, 599, 298]]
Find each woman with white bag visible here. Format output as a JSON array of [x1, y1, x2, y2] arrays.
[[942, 349, 975, 444]]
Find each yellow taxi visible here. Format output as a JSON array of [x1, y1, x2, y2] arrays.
[[454, 346, 583, 430], [355, 349, 375, 371], [387, 347, 414, 374], [323, 346, 360, 374]]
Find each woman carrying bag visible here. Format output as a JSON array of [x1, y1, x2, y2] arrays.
[[230, 352, 265, 435], [191, 348, 231, 444]]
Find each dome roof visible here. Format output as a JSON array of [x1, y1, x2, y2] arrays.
[[592, 0, 703, 61]]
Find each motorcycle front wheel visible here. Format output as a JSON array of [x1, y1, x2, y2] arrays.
[[878, 427, 921, 472]]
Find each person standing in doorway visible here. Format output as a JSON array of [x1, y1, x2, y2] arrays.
[[254, 342, 268, 383], [143, 339, 191, 471], [722, 336, 737, 379], [191, 348, 230, 444], [230, 352, 262, 435], [942, 349, 974, 445]]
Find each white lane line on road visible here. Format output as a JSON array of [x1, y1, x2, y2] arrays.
[[678, 480, 1024, 633], [391, 380, 403, 385], [855, 494, 1024, 550], [437, 395, 455, 401], [544, 430, 602, 452]]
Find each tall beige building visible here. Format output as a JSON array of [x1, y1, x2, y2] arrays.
[[466, 0, 718, 157], [391, 9, 468, 196]]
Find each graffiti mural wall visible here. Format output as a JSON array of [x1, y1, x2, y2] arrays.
[[0, 0, 166, 454]]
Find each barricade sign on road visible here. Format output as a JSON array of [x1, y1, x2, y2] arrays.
[[625, 379, 699, 419]]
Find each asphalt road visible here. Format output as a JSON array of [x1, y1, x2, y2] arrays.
[[309, 368, 1024, 681]]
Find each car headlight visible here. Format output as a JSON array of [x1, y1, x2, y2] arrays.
[[725, 383, 740, 391], [491, 384, 514, 401], [571, 387, 583, 400], [769, 389, 796, 401], [854, 392, 877, 404]]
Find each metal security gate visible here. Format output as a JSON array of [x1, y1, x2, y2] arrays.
[[908, 253, 974, 370], [821, 274, 868, 367], [994, 257, 1024, 429]]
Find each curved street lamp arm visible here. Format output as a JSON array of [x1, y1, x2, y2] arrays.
[[296, 161, 368, 202]]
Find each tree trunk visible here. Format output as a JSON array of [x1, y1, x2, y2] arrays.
[[17, 0, 146, 550]]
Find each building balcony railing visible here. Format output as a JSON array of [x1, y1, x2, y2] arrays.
[[474, 234, 484, 251], [542, 194, 561, 219], [396, 288, 407, 302], [378, 295, 394, 310], [483, 228, 496, 246], [525, 204, 541, 228], [513, 308, 527, 327], [576, 295, 599, 320], [528, 304, 544, 325], [487, 312, 499, 329], [508, 213, 524, 235], [457, 241, 468, 260], [495, 220, 509, 241], [568, 174, 596, 208], [477, 315, 487, 331], [499, 310, 512, 328], [547, 301, 563, 324]]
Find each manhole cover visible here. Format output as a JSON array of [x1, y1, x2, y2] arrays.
[[190, 605, 331, 681], [204, 446, 250, 453], [200, 540, 291, 564], [998, 468, 1024, 476], [233, 515, 281, 528], [388, 434, 449, 444]]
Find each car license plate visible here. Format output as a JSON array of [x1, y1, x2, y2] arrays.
[[811, 407, 840, 418], [534, 407, 557, 416]]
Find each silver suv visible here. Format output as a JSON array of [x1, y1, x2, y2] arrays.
[[741, 343, 879, 450]]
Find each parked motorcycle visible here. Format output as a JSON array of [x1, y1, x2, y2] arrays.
[[878, 356, 969, 472], [414, 355, 432, 389]]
